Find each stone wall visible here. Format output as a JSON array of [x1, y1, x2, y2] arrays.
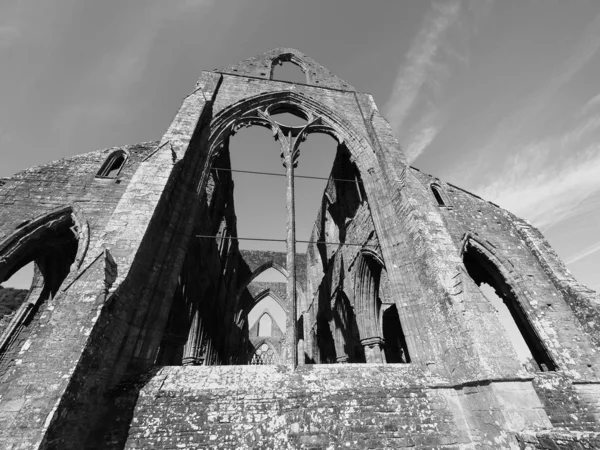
[[122, 365, 463, 450]]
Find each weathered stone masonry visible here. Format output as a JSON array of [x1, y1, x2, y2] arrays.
[[1, 48, 600, 449]]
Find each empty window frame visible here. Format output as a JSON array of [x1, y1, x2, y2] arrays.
[[96, 152, 127, 178], [462, 243, 556, 371], [430, 183, 449, 207]]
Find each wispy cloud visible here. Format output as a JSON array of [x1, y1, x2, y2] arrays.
[[385, 1, 461, 130], [477, 140, 600, 228], [384, 0, 492, 163], [463, 10, 600, 233]]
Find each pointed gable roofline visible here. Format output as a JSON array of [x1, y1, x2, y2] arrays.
[[214, 47, 356, 91]]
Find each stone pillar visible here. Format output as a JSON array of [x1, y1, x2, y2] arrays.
[[182, 306, 204, 366], [361, 336, 385, 363]]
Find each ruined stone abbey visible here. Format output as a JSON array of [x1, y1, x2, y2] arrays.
[[1, 48, 600, 449]]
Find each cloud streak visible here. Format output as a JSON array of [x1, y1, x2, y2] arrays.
[[565, 239, 600, 265], [384, 1, 461, 131], [384, 0, 492, 163]]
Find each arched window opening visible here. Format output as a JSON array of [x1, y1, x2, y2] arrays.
[[382, 305, 410, 363], [0, 216, 79, 363], [253, 266, 287, 283], [247, 294, 286, 334], [257, 313, 272, 337], [463, 244, 556, 372], [271, 60, 307, 84], [478, 282, 537, 370], [431, 184, 446, 206], [96, 152, 126, 178]]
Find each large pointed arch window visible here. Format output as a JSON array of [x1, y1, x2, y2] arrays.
[[462, 241, 556, 371], [0, 208, 82, 366]]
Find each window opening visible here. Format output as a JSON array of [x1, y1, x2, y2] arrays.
[[479, 282, 536, 370], [295, 133, 339, 254], [228, 126, 286, 251], [382, 305, 410, 363], [431, 184, 446, 206], [257, 313, 272, 337], [272, 61, 306, 84], [463, 244, 556, 371], [96, 153, 126, 178], [0, 262, 34, 337], [247, 294, 286, 334], [0, 218, 78, 363], [1, 261, 33, 289]]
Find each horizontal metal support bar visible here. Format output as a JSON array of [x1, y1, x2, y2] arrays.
[[212, 167, 363, 183], [195, 234, 376, 247]]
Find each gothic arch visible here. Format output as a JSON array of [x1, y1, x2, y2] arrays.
[[430, 182, 451, 207], [0, 205, 89, 283], [96, 149, 129, 179], [0, 205, 87, 360], [236, 261, 288, 297], [460, 233, 557, 371], [237, 288, 287, 328], [206, 91, 376, 176]]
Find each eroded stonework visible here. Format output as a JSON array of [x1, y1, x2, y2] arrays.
[[1, 48, 600, 449]]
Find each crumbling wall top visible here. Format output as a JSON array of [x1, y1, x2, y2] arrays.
[[215, 48, 356, 91]]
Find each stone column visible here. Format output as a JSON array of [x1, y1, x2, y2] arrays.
[[361, 336, 385, 363], [182, 306, 204, 366], [282, 131, 298, 369]]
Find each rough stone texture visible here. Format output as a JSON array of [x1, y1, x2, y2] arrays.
[[0, 48, 599, 449]]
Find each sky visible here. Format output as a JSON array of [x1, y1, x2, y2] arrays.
[[0, 0, 599, 291]]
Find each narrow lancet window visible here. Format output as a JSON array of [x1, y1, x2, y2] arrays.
[[257, 313, 273, 337], [431, 184, 446, 206], [96, 152, 126, 178]]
